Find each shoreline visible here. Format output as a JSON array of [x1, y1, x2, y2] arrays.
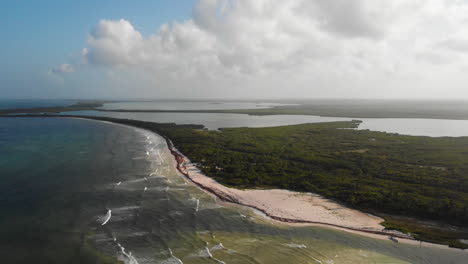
[[163, 137, 413, 239], [163, 138, 468, 251], [3, 115, 466, 251], [73, 116, 468, 251]]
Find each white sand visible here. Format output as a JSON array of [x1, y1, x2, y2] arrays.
[[178, 155, 385, 232]]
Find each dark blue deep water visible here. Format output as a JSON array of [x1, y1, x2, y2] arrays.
[[0, 99, 75, 109], [0, 117, 150, 263]]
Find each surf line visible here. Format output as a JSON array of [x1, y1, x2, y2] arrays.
[[116, 241, 139, 264], [204, 242, 225, 264], [168, 248, 184, 264], [164, 137, 414, 240], [100, 209, 112, 226]]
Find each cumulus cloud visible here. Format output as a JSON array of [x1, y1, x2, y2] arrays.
[[79, 0, 468, 99]]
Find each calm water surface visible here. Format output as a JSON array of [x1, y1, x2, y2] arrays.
[[65, 110, 468, 137], [99, 101, 295, 110], [0, 99, 75, 109], [1, 117, 466, 263]]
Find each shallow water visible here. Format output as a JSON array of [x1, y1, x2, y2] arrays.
[[98, 101, 294, 111], [65, 110, 468, 137], [1, 117, 466, 263]]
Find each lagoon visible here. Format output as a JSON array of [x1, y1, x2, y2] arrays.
[[64, 110, 468, 137]]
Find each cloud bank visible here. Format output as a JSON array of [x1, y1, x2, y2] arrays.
[[79, 0, 468, 99]]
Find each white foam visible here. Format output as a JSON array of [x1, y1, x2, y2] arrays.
[[149, 175, 166, 179], [145, 186, 169, 192], [204, 246, 213, 258], [285, 243, 307, 249], [157, 150, 164, 162], [210, 243, 225, 251], [168, 248, 184, 264], [169, 211, 184, 217], [149, 168, 160, 176], [194, 199, 200, 212], [113, 205, 140, 212], [117, 181, 122, 186], [204, 244, 225, 264], [311, 257, 323, 264], [117, 242, 139, 264], [98, 209, 112, 225]]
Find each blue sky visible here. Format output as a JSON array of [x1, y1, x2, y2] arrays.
[[2, 1, 468, 100], [1, 0, 194, 99]]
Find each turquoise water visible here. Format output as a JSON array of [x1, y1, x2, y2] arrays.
[[1, 117, 467, 263]]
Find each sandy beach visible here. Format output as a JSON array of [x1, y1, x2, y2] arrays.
[[164, 139, 419, 242], [68, 117, 467, 251]]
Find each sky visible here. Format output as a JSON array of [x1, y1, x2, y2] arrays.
[[3, 0, 468, 100]]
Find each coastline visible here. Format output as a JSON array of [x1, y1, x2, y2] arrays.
[[67, 116, 468, 251], [164, 138, 410, 238], [3, 115, 467, 251], [162, 138, 468, 251]]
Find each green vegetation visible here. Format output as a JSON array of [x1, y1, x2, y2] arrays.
[[188, 102, 468, 119], [0, 102, 103, 115], [3, 115, 468, 248], [382, 216, 468, 249], [3, 99, 468, 120]]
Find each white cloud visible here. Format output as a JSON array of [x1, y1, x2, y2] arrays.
[[79, 0, 468, 99], [50, 63, 74, 74], [48, 64, 75, 84]]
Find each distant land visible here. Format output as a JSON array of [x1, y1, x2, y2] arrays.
[[2, 99, 468, 120]]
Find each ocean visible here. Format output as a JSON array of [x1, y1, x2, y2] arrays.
[[0, 99, 75, 109], [1, 117, 467, 263]]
